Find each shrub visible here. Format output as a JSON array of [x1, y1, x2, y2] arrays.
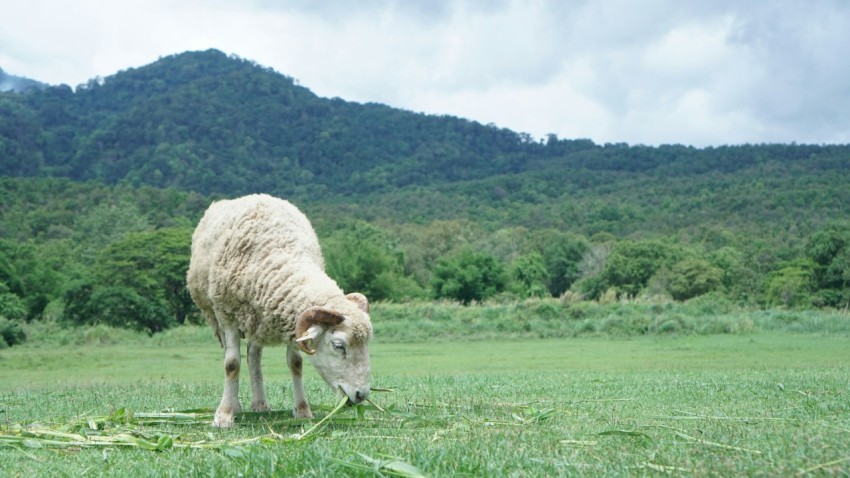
[[63, 283, 173, 334], [0, 285, 27, 321], [0, 284, 28, 347], [766, 260, 815, 308], [0, 317, 26, 347], [324, 222, 424, 301], [432, 248, 507, 304], [600, 240, 677, 297], [510, 253, 549, 298], [667, 258, 723, 301], [805, 224, 850, 308]]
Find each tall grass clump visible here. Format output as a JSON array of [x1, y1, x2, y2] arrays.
[[14, 299, 849, 350], [372, 297, 841, 341], [18, 320, 149, 347], [750, 308, 850, 335]]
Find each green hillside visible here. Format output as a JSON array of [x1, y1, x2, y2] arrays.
[[1, 50, 849, 339], [0, 49, 535, 196]]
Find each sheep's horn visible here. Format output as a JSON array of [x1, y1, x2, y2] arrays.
[[295, 307, 345, 354], [295, 326, 321, 355], [346, 293, 369, 313]]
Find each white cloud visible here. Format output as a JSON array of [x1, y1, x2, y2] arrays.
[[1, 0, 848, 146]]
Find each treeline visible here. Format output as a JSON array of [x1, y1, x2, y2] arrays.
[[1, 177, 848, 347], [325, 218, 850, 311]]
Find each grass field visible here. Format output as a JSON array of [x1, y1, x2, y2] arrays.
[[1, 323, 849, 476]]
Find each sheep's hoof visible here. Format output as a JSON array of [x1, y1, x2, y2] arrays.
[[212, 413, 235, 428], [251, 401, 271, 412], [212, 405, 240, 427], [294, 403, 313, 419]]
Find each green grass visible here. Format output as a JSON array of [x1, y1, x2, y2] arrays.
[[1, 319, 849, 476]]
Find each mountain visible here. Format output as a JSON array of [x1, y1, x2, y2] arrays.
[[2, 50, 850, 316], [0, 49, 538, 198], [1, 49, 849, 239], [0, 68, 47, 93]]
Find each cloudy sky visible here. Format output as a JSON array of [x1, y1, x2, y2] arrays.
[[2, 0, 849, 147]]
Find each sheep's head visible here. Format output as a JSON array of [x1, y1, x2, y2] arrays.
[[295, 293, 372, 405]]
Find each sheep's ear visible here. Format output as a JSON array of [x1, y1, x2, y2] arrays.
[[346, 292, 369, 313], [295, 307, 345, 354]]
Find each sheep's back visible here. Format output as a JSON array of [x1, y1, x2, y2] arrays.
[[188, 194, 333, 343]]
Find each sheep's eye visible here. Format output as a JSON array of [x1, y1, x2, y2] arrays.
[[332, 340, 346, 352]]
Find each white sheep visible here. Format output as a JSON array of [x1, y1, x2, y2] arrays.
[[186, 194, 372, 427]]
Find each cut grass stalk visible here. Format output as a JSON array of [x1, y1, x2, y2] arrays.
[[796, 456, 850, 476], [0, 394, 360, 451], [294, 393, 350, 441], [641, 462, 691, 473], [330, 453, 427, 478], [666, 410, 799, 422], [365, 397, 386, 413], [674, 431, 762, 455]]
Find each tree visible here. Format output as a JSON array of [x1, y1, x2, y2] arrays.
[[534, 231, 588, 296], [766, 259, 815, 308], [0, 282, 27, 347], [667, 258, 723, 301], [72, 202, 150, 265], [709, 247, 746, 290], [510, 252, 549, 298], [805, 224, 850, 307], [63, 284, 172, 333], [432, 248, 507, 304], [574, 239, 614, 300], [100, 227, 195, 321], [323, 222, 422, 301], [401, 220, 483, 287], [75, 227, 197, 332], [0, 239, 64, 319], [600, 240, 677, 297], [0, 283, 27, 321]]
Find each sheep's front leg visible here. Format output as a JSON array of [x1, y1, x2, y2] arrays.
[[213, 324, 243, 427], [287, 344, 313, 418], [247, 341, 271, 412]]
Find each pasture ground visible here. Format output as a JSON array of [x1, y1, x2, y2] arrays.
[[1, 327, 849, 476]]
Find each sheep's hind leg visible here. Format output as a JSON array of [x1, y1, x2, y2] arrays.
[[287, 345, 313, 418], [213, 323, 243, 427], [247, 341, 271, 412]]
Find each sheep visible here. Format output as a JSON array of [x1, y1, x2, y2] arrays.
[[186, 194, 372, 427]]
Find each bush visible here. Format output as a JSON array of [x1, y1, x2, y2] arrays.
[[667, 258, 723, 301], [0, 317, 26, 347], [323, 222, 424, 301], [0, 286, 27, 321], [600, 240, 677, 297], [805, 224, 850, 308], [766, 260, 815, 308], [432, 248, 507, 304], [510, 253, 549, 298], [63, 283, 173, 334]]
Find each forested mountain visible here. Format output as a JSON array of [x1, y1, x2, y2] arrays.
[[1, 50, 849, 340], [0, 49, 537, 197], [0, 68, 46, 93], [3, 49, 848, 215]]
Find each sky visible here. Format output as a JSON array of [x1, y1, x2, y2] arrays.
[[2, 0, 849, 147]]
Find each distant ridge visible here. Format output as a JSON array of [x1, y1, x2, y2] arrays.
[[0, 67, 47, 93], [0, 49, 848, 239], [0, 49, 540, 196]]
